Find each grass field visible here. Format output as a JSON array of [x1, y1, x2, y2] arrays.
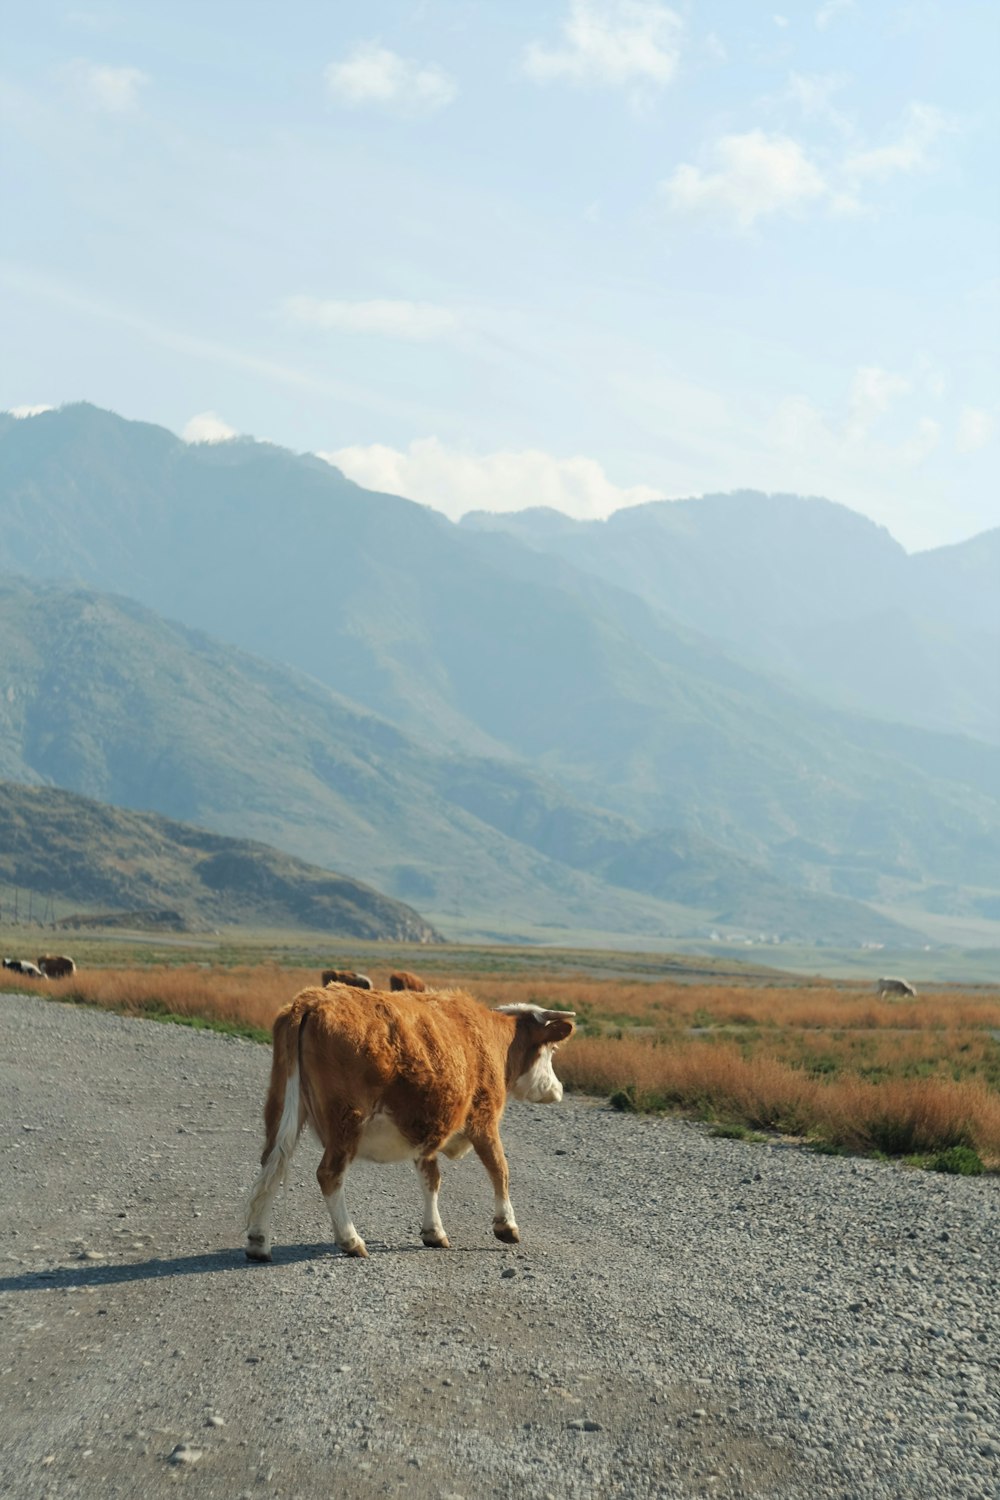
[[3, 925, 998, 1168]]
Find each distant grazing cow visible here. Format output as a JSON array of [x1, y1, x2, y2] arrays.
[[876, 976, 917, 998], [245, 987, 575, 1262], [389, 970, 426, 992], [2, 958, 45, 978], [37, 954, 76, 979], [321, 969, 373, 991]]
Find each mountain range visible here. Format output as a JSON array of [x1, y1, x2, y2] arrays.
[[462, 496, 1000, 746], [1, 402, 997, 948]]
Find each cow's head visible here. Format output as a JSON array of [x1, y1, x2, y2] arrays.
[[495, 1004, 576, 1103]]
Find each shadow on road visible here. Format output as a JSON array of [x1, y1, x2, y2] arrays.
[[0, 1239, 506, 1294]]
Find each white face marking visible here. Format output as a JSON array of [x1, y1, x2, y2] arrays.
[[356, 1111, 421, 1163], [511, 1044, 563, 1104]]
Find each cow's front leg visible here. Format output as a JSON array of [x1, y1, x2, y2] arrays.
[[416, 1155, 450, 1248], [471, 1130, 520, 1244]]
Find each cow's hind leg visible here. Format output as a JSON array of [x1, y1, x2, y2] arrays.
[[245, 1069, 302, 1262], [416, 1155, 450, 1248], [470, 1129, 519, 1244], [317, 1140, 367, 1258]]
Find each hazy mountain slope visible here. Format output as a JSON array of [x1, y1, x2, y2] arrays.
[[1, 406, 997, 932], [462, 496, 1000, 744], [911, 528, 1000, 633], [419, 760, 910, 939], [0, 577, 919, 945], [0, 782, 439, 939], [463, 492, 906, 642]]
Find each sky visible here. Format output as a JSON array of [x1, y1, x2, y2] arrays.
[[2, 1, 997, 551]]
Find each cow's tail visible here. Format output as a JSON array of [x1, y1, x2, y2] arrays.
[[244, 997, 312, 1232]]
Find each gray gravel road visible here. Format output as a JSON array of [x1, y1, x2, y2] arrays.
[[0, 994, 997, 1500]]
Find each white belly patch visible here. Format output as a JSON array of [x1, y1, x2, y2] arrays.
[[356, 1112, 421, 1164]]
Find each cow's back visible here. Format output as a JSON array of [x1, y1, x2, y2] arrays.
[[297, 985, 505, 1129]]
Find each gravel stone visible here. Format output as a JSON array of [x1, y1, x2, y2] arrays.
[[168, 1444, 202, 1465]]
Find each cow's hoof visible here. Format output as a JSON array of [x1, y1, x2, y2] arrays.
[[421, 1233, 451, 1249], [339, 1238, 368, 1258], [244, 1237, 272, 1263], [493, 1222, 520, 1244]]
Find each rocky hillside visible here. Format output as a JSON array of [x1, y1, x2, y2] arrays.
[[0, 782, 440, 940]]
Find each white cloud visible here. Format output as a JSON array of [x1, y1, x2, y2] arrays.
[[845, 102, 954, 181], [324, 43, 455, 114], [281, 296, 457, 341], [318, 437, 660, 522], [898, 416, 941, 466], [66, 10, 115, 29], [704, 32, 727, 64], [64, 60, 148, 113], [914, 354, 948, 400], [661, 98, 956, 232], [771, 393, 827, 452], [6, 404, 54, 418], [182, 412, 237, 444], [846, 365, 912, 439], [956, 407, 996, 453], [773, 14, 790, 27], [786, 71, 851, 134], [815, 0, 855, 29], [661, 130, 828, 228], [773, 366, 943, 479], [523, 1, 682, 97]]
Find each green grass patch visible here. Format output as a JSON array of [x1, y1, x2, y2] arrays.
[[708, 1123, 767, 1143], [34, 986, 272, 1046], [931, 1145, 985, 1176], [141, 1009, 271, 1045], [808, 1140, 847, 1156]]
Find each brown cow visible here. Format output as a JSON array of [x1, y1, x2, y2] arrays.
[[320, 969, 373, 990], [389, 970, 426, 992], [37, 955, 76, 979], [244, 987, 575, 1262]]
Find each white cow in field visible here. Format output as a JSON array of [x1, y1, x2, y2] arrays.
[[876, 976, 917, 998], [2, 958, 45, 978]]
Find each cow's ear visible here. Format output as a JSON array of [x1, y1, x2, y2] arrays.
[[542, 1015, 575, 1044]]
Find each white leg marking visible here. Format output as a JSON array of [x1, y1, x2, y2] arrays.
[[494, 1193, 517, 1229], [417, 1163, 449, 1247], [244, 1073, 302, 1261], [493, 1188, 519, 1242], [324, 1180, 367, 1257]]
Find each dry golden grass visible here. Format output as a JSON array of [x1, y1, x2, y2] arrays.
[[4, 961, 998, 1164], [449, 974, 1000, 1032], [0, 964, 300, 1035], [559, 1036, 1000, 1162]]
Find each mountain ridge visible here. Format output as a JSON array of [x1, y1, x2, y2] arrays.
[[460, 492, 999, 745], [1, 403, 997, 946]]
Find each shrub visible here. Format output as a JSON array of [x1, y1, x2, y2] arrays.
[[708, 1123, 765, 1143], [609, 1087, 637, 1112], [931, 1146, 985, 1176]]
